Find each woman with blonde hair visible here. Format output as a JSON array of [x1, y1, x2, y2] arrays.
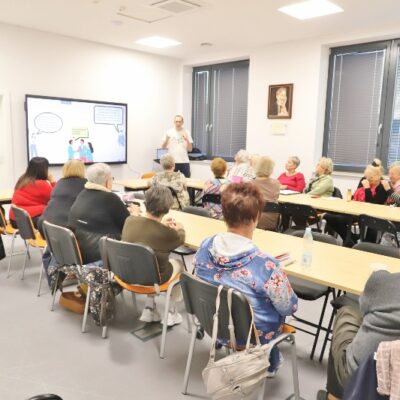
[[201, 157, 230, 219], [305, 157, 334, 197], [253, 156, 281, 230]]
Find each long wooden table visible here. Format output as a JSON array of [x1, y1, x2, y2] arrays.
[[114, 178, 205, 191], [169, 210, 400, 295], [279, 193, 400, 222], [0, 189, 13, 205]]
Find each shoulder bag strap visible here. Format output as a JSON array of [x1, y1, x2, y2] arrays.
[[245, 302, 261, 351], [227, 288, 237, 351]]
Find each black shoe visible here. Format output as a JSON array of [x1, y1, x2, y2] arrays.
[[316, 390, 328, 400]]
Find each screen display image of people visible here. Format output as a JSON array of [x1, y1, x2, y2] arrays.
[[26, 95, 127, 165]]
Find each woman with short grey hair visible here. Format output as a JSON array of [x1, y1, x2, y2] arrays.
[[86, 162, 112, 186], [278, 156, 305, 192], [226, 149, 255, 182], [122, 185, 185, 326], [152, 154, 190, 210]]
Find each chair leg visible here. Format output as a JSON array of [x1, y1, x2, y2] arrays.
[[319, 308, 336, 363], [182, 317, 198, 395], [6, 232, 17, 278], [160, 282, 175, 359], [181, 255, 188, 271], [82, 285, 91, 333], [286, 335, 302, 400], [50, 270, 60, 311], [186, 313, 192, 334], [102, 325, 108, 339], [131, 292, 138, 316], [310, 290, 330, 360], [37, 248, 45, 297], [21, 246, 29, 280]]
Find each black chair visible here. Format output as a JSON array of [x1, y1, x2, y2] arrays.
[[180, 272, 302, 399], [332, 187, 343, 199], [358, 214, 400, 247], [172, 207, 211, 271], [281, 202, 322, 232], [353, 241, 400, 258], [168, 186, 182, 210], [201, 193, 221, 206], [42, 221, 83, 311], [9, 205, 47, 296], [288, 230, 340, 361], [99, 237, 181, 357], [263, 201, 282, 231], [26, 395, 63, 400]]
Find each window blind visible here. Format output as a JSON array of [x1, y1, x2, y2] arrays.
[[388, 47, 400, 167]]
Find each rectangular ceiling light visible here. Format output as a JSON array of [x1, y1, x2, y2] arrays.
[[135, 36, 181, 48], [278, 0, 343, 20]]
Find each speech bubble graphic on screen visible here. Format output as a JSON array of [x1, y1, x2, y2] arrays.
[[94, 105, 123, 132], [34, 112, 63, 134], [72, 128, 89, 139]]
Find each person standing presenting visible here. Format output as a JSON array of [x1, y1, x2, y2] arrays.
[[161, 115, 193, 178]]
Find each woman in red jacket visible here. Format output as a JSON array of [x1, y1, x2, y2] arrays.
[[10, 157, 56, 229]]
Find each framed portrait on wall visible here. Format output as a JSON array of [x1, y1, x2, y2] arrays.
[[267, 83, 293, 119]]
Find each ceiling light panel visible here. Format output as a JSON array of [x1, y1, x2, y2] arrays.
[[136, 36, 182, 48], [278, 0, 343, 20]]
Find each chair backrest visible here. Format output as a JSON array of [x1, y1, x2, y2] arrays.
[[100, 237, 161, 285], [167, 186, 182, 210], [202, 193, 221, 205], [11, 205, 36, 240], [0, 206, 7, 230], [332, 187, 343, 199], [182, 206, 211, 218], [353, 242, 400, 258], [358, 214, 399, 247], [290, 230, 340, 245], [263, 201, 281, 213], [42, 221, 82, 266], [180, 272, 255, 343]]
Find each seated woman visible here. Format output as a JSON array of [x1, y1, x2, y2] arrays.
[[278, 156, 305, 192], [152, 154, 190, 210], [317, 269, 400, 400], [226, 149, 254, 182], [305, 157, 334, 197], [194, 183, 298, 377], [122, 185, 185, 327], [38, 160, 87, 289], [201, 157, 230, 219], [324, 164, 389, 247], [69, 163, 132, 264], [253, 156, 281, 231], [38, 159, 86, 235], [10, 157, 56, 229]]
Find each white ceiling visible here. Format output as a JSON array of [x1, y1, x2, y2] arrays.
[[1, 0, 400, 60]]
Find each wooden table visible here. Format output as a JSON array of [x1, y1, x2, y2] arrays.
[[114, 178, 205, 191], [279, 193, 400, 222], [0, 189, 13, 205], [169, 210, 400, 295]]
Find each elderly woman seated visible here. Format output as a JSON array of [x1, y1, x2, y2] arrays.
[[122, 185, 185, 326], [152, 154, 190, 210], [278, 156, 305, 193], [253, 156, 280, 231], [305, 157, 334, 197], [226, 149, 255, 182], [201, 157, 230, 219], [69, 163, 132, 264], [194, 182, 298, 377]]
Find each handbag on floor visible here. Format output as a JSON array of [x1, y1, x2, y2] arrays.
[[202, 286, 272, 400]]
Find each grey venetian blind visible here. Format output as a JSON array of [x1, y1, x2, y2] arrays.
[[325, 49, 386, 170], [192, 60, 249, 158], [388, 47, 400, 167]]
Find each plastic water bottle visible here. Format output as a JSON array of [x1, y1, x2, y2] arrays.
[[302, 227, 313, 267]]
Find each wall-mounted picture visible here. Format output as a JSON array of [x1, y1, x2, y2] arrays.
[[267, 83, 293, 119]]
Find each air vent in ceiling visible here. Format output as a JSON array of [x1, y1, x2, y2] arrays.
[[151, 0, 201, 14], [117, 5, 171, 23]]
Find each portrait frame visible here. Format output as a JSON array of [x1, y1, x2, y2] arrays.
[[267, 83, 293, 119]]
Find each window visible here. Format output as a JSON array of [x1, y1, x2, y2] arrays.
[[323, 40, 400, 172], [192, 60, 249, 159]]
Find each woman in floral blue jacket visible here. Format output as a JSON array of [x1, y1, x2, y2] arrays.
[[194, 182, 298, 376]]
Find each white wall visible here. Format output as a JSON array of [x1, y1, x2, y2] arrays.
[[182, 24, 400, 194], [0, 22, 182, 190]]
